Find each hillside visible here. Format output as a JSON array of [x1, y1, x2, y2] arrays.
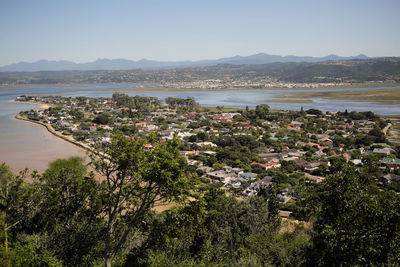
[[0, 58, 399, 85]]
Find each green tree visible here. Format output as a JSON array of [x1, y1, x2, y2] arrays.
[[89, 135, 194, 267], [0, 163, 62, 266], [255, 104, 270, 119], [0, 163, 30, 253], [93, 113, 112, 125], [307, 166, 400, 265], [33, 157, 103, 266], [128, 187, 284, 266]]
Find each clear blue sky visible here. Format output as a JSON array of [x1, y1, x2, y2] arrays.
[[0, 0, 399, 66]]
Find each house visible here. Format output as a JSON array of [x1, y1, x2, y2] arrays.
[[144, 124, 158, 131], [270, 124, 280, 130], [381, 174, 400, 184], [359, 127, 373, 133], [99, 125, 113, 131], [160, 130, 174, 140], [287, 125, 301, 131], [307, 142, 321, 149], [295, 141, 307, 147], [100, 137, 112, 144], [304, 162, 321, 172], [187, 160, 202, 167], [206, 170, 235, 184], [268, 136, 278, 142], [177, 132, 194, 139], [372, 143, 390, 148], [351, 159, 363, 166], [240, 172, 258, 180], [290, 121, 303, 127], [288, 149, 306, 157], [277, 194, 292, 203], [342, 153, 351, 162], [198, 166, 214, 173], [134, 122, 145, 128], [201, 151, 217, 156], [256, 147, 275, 153], [251, 162, 281, 170], [258, 153, 280, 162], [230, 179, 243, 189], [222, 166, 233, 173], [179, 150, 198, 157], [320, 138, 333, 146], [282, 156, 299, 161], [380, 157, 400, 168], [57, 120, 71, 127], [232, 168, 244, 175], [244, 176, 273, 196], [312, 150, 325, 158], [373, 148, 392, 155], [196, 141, 217, 147], [305, 173, 325, 183], [295, 158, 308, 170]]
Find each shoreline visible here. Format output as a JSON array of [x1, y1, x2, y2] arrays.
[[11, 99, 51, 110], [14, 114, 91, 153], [11, 99, 89, 152], [12, 114, 104, 179]]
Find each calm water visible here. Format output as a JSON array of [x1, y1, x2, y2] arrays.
[[0, 100, 87, 172], [1, 83, 400, 171]]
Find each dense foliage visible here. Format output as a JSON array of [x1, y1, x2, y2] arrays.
[[1, 143, 400, 266], [5, 97, 400, 266]]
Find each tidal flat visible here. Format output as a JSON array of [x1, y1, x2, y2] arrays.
[[280, 88, 400, 105]]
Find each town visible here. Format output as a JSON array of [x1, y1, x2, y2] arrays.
[[16, 93, 400, 213], [2, 58, 400, 87]]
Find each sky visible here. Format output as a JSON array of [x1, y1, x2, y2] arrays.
[[0, 0, 399, 66]]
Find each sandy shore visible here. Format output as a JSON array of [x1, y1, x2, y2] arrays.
[[11, 99, 89, 151], [39, 103, 50, 110], [14, 114, 91, 152], [11, 99, 50, 110], [12, 115, 101, 178]]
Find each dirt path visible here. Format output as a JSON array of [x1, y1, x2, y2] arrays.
[[383, 123, 392, 135]]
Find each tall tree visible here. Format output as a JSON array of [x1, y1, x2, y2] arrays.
[[307, 166, 400, 265], [89, 135, 193, 266], [0, 163, 31, 253], [33, 157, 103, 266]]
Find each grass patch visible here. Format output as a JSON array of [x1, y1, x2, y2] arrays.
[[281, 88, 400, 105], [266, 99, 314, 103], [54, 84, 92, 88]]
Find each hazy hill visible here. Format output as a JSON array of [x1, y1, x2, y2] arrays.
[[1, 58, 399, 85], [0, 53, 370, 72]]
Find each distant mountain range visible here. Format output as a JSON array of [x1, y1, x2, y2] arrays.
[[0, 53, 371, 72]]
